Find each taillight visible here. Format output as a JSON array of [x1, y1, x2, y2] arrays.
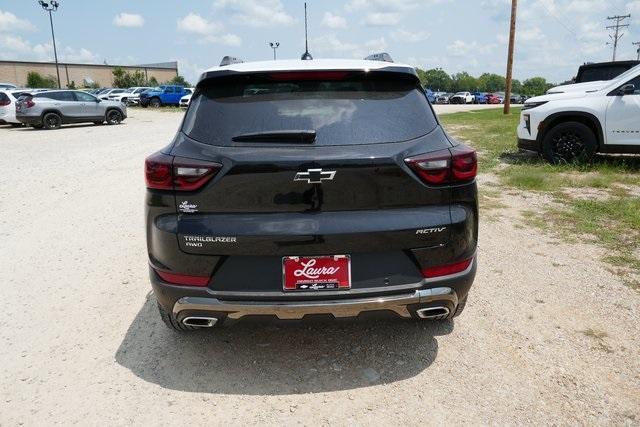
[[404, 144, 477, 185], [25, 99, 35, 108], [154, 269, 210, 287], [0, 99, 10, 107], [145, 152, 221, 191], [450, 145, 477, 181], [421, 257, 473, 278]]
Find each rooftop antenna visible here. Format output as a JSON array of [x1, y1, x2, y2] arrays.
[[301, 2, 313, 60]]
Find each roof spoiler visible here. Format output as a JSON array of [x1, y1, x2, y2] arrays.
[[364, 52, 394, 63], [220, 56, 244, 67]]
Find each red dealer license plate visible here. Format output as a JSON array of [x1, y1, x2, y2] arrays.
[[282, 255, 351, 291]]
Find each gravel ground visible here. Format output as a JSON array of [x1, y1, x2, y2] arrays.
[[0, 109, 638, 425]]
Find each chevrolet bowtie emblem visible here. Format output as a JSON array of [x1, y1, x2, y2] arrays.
[[294, 168, 336, 184]]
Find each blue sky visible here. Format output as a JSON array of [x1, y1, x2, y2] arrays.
[[1, 0, 640, 84]]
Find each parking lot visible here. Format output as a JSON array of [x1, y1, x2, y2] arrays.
[[1, 108, 638, 425]]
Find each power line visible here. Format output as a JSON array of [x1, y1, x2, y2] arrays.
[[606, 15, 630, 61]]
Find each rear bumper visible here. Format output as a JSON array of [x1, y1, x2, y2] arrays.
[[173, 287, 458, 320], [151, 256, 476, 321], [16, 115, 41, 125]]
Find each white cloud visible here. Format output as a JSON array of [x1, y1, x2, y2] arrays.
[[213, 0, 294, 27], [0, 35, 99, 63], [447, 40, 496, 57], [0, 10, 36, 32], [346, 0, 421, 12], [365, 37, 387, 52], [113, 13, 145, 28], [518, 26, 545, 43], [365, 12, 400, 26], [310, 34, 390, 59], [391, 29, 430, 43], [626, 0, 640, 13], [176, 13, 241, 46], [177, 13, 223, 35], [321, 12, 347, 29]]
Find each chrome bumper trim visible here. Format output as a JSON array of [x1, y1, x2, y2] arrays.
[[173, 287, 458, 320]]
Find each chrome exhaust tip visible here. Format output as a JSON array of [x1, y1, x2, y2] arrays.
[[182, 316, 218, 328], [416, 306, 450, 320]]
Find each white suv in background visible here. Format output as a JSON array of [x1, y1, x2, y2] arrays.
[[109, 87, 151, 105], [449, 92, 474, 104], [517, 65, 640, 163]]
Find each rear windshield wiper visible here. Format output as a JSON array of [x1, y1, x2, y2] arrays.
[[232, 130, 316, 143]]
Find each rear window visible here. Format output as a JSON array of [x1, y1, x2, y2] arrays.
[[577, 66, 630, 83], [37, 91, 75, 101], [182, 72, 437, 146]]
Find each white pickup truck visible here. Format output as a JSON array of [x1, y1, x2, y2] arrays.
[[517, 64, 640, 163], [449, 91, 474, 104]]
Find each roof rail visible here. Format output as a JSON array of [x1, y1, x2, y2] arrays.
[[220, 56, 243, 67], [364, 52, 394, 63]]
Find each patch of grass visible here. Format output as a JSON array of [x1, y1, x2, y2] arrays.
[[536, 197, 640, 289], [440, 108, 640, 191], [442, 108, 640, 286], [440, 108, 522, 171]]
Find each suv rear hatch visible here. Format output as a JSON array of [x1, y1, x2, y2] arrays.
[[146, 70, 477, 295]]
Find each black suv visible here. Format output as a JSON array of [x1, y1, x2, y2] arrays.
[[145, 58, 478, 330]]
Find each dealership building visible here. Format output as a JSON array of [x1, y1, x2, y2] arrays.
[[0, 60, 178, 88]]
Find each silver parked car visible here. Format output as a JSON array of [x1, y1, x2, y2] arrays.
[[15, 90, 127, 130]]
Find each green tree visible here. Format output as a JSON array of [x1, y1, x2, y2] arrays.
[[148, 76, 159, 87], [522, 77, 551, 96], [26, 71, 58, 88], [451, 72, 478, 92], [477, 73, 506, 92], [166, 74, 191, 87], [511, 79, 522, 94], [67, 80, 76, 89], [417, 68, 453, 92], [112, 67, 148, 88]]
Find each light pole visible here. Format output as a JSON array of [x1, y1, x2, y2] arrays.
[[269, 42, 280, 60], [38, 0, 61, 88]]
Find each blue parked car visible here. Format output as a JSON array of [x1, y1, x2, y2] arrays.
[[424, 88, 437, 103], [472, 92, 487, 104], [139, 85, 187, 108]]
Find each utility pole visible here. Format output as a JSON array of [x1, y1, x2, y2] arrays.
[[38, 1, 61, 89], [606, 15, 630, 61], [634, 41, 640, 60], [269, 42, 280, 60], [503, 0, 517, 115]]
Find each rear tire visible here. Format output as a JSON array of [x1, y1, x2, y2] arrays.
[[42, 112, 62, 130], [106, 109, 123, 125], [542, 121, 597, 164], [157, 302, 197, 332], [149, 97, 161, 108]]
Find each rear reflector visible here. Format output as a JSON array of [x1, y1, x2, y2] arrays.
[[421, 258, 473, 278], [404, 144, 477, 185], [155, 269, 210, 287], [145, 151, 222, 191]]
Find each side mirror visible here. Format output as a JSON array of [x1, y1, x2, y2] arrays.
[[618, 83, 635, 96]]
